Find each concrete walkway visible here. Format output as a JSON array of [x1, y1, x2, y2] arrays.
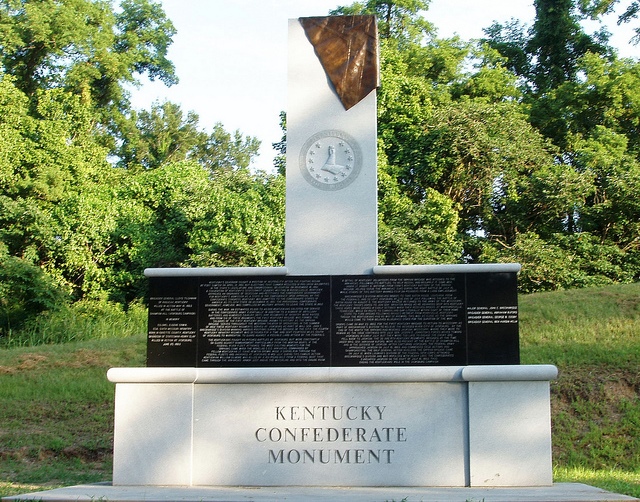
[[3, 483, 638, 501]]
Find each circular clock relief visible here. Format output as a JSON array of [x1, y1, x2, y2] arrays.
[[299, 130, 362, 191]]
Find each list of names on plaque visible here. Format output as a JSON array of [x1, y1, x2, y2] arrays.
[[467, 306, 518, 325], [148, 296, 198, 348], [332, 276, 465, 365], [198, 278, 330, 365]]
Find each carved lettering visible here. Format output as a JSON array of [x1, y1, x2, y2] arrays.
[[274, 405, 386, 421], [258, 405, 405, 465], [268, 448, 396, 464]]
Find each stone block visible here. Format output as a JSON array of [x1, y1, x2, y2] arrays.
[[285, 18, 378, 275], [112, 383, 193, 486], [468, 380, 553, 486], [191, 382, 468, 486]]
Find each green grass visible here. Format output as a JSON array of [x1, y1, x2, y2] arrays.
[[0, 283, 639, 498], [519, 281, 640, 367], [519, 282, 640, 497], [0, 335, 146, 497], [555, 466, 640, 499]]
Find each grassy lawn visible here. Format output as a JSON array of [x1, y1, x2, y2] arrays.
[[519, 282, 640, 498], [0, 282, 639, 498], [0, 335, 145, 498]]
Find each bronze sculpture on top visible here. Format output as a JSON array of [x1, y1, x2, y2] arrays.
[[300, 15, 379, 110]]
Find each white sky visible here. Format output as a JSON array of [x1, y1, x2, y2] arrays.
[[129, 0, 638, 170]]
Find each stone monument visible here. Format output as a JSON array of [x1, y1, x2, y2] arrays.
[[107, 15, 557, 489], [285, 15, 378, 275]]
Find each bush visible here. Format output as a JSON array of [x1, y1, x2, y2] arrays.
[[0, 246, 69, 337], [479, 232, 638, 293], [0, 298, 147, 348]]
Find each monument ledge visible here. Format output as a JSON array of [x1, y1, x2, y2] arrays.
[[142, 263, 522, 277], [107, 364, 557, 384]]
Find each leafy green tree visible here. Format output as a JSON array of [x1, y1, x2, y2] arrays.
[[484, 0, 610, 93], [0, 0, 291, 339], [387, 99, 561, 246], [118, 100, 260, 172], [193, 124, 261, 174], [187, 170, 285, 268], [479, 231, 636, 292], [0, 75, 127, 304], [272, 111, 287, 175], [119, 160, 212, 270], [483, 0, 612, 146], [452, 44, 521, 102], [104, 161, 285, 301], [552, 53, 640, 151], [377, 155, 462, 264], [0, 0, 177, 112], [118, 101, 206, 169], [519, 53, 640, 251], [337, 0, 559, 262], [0, 243, 69, 336], [571, 126, 640, 249], [481, 20, 532, 85], [580, 0, 640, 43], [331, 0, 433, 44], [528, 0, 610, 92]]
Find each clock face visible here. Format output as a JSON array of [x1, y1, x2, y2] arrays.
[[299, 130, 362, 190]]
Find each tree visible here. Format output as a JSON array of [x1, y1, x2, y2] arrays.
[[187, 170, 285, 268], [0, 0, 290, 339], [192, 124, 261, 175], [331, 0, 433, 44], [554, 53, 640, 152], [482, 0, 615, 148], [580, 0, 640, 43], [0, 74, 130, 303], [481, 20, 532, 86], [484, 0, 610, 94], [571, 126, 640, 249], [451, 44, 521, 102], [528, 0, 610, 92], [395, 100, 566, 249], [272, 111, 286, 175], [0, 242, 69, 335], [117, 100, 261, 172], [377, 155, 462, 264], [118, 101, 206, 169], [0, 0, 177, 114]]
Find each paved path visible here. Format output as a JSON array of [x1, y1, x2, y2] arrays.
[[3, 482, 638, 501]]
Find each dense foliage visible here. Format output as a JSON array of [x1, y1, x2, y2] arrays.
[[334, 0, 640, 292], [1, 0, 640, 341]]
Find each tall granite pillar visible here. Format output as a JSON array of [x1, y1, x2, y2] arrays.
[[285, 16, 379, 275]]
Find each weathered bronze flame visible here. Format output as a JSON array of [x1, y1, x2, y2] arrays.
[[300, 15, 379, 110]]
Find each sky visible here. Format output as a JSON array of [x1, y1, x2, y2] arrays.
[[129, 0, 638, 170]]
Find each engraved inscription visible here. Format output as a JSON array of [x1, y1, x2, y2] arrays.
[[256, 404, 406, 465], [467, 306, 518, 324], [148, 296, 197, 347], [198, 278, 330, 365], [146, 272, 520, 367], [333, 276, 465, 365]]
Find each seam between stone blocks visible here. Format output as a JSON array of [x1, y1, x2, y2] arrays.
[[190, 382, 195, 486], [463, 381, 471, 487]]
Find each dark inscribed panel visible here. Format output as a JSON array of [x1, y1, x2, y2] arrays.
[[197, 276, 331, 367], [466, 272, 520, 364], [147, 277, 199, 367], [331, 275, 467, 366], [146, 272, 520, 367]]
